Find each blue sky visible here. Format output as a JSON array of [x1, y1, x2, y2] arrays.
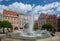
[[0, 0, 60, 6], [0, 0, 60, 20]]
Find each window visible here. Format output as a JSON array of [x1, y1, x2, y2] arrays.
[[8, 17, 10, 20], [5, 17, 7, 19], [14, 18, 17, 20]]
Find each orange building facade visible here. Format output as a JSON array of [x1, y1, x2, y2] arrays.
[[38, 13, 57, 30], [3, 10, 19, 31]]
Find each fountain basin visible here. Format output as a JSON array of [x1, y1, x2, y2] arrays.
[[3, 36, 60, 41], [6, 30, 52, 41]]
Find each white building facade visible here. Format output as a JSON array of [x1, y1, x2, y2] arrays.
[[19, 14, 29, 29]]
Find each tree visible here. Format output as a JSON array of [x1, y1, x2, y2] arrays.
[[2, 20, 12, 28], [33, 23, 38, 30], [42, 23, 56, 36], [0, 21, 3, 28], [2, 20, 12, 33], [42, 23, 54, 31]]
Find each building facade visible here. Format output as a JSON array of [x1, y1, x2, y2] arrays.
[[18, 14, 29, 29], [0, 13, 3, 20], [3, 10, 19, 30], [47, 15, 57, 30], [38, 13, 48, 29], [57, 16, 60, 31], [38, 13, 57, 30]]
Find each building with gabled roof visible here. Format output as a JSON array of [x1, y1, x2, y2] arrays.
[[3, 9, 19, 31]]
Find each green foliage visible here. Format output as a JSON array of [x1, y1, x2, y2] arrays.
[[0, 20, 12, 33], [42, 23, 54, 30], [24, 23, 29, 29], [0, 21, 3, 28], [33, 23, 38, 30], [0, 20, 12, 28], [2, 20, 12, 28]]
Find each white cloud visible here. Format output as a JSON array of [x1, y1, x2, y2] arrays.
[[32, 2, 60, 16], [32, 2, 60, 20], [8, 2, 33, 14], [0, 5, 8, 13], [57, 7, 60, 11], [0, 2, 60, 20], [34, 2, 60, 11], [41, 9, 56, 14], [35, 2, 60, 10]]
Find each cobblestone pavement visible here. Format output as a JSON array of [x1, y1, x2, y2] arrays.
[[55, 32, 60, 37], [1, 32, 60, 41], [2, 36, 60, 41]]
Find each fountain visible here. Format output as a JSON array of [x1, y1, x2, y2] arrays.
[[7, 13, 52, 41]]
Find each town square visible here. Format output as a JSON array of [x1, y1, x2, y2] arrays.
[[0, 0, 60, 41]]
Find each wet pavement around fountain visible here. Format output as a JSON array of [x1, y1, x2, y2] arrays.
[[2, 36, 60, 41], [1, 32, 60, 41], [55, 32, 60, 37]]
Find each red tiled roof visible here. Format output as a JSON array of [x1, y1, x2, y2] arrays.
[[3, 9, 19, 16]]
